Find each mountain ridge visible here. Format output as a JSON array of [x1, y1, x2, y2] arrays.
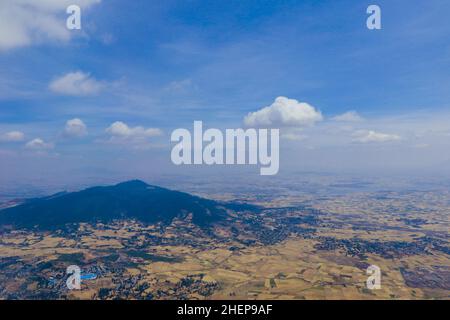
[[0, 180, 238, 230]]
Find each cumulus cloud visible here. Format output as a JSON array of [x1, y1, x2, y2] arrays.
[[64, 118, 87, 137], [105, 121, 162, 145], [332, 111, 364, 122], [49, 71, 104, 96], [0, 0, 101, 51], [107, 121, 162, 137], [0, 131, 25, 142], [244, 96, 323, 128], [25, 138, 54, 150], [353, 130, 401, 143]]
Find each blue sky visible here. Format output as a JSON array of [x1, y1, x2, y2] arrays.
[[0, 0, 450, 187]]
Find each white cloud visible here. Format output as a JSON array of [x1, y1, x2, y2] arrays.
[[332, 111, 364, 122], [105, 121, 162, 145], [281, 132, 307, 141], [0, 0, 101, 51], [244, 96, 323, 128], [64, 118, 87, 137], [49, 71, 104, 96], [165, 79, 197, 94], [0, 131, 25, 142], [353, 130, 401, 143], [106, 121, 162, 138], [25, 138, 54, 150]]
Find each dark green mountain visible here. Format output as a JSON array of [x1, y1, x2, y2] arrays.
[[0, 180, 231, 230]]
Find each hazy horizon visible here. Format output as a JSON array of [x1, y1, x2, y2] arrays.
[[1, 0, 450, 191]]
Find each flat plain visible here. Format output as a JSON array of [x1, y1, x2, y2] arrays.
[[0, 175, 449, 300]]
